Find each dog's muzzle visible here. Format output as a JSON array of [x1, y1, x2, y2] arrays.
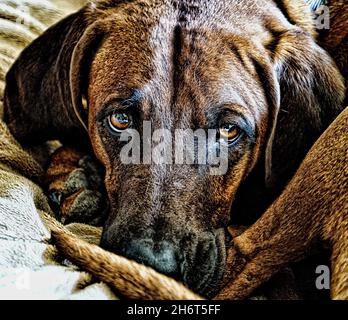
[[101, 227, 227, 297]]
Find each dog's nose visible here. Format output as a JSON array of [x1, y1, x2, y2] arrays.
[[124, 239, 179, 276]]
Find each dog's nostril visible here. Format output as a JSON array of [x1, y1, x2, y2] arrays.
[[125, 239, 179, 276]]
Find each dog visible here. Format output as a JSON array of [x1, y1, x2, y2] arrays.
[[51, 106, 347, 300], [3, 0, 345, 297], [215, 106, 348, 300]]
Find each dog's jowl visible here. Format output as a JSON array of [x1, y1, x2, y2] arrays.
[[3, 0, 345, 297]]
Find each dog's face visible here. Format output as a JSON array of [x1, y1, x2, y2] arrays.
[[88, 17, 271, 295], [4, 0, 345, 297], [81, 2, 282, 296]]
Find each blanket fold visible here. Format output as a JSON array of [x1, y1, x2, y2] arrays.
[[0, 0, 118, 300]]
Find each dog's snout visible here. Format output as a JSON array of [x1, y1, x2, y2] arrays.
[[125, 239, 179, 276]]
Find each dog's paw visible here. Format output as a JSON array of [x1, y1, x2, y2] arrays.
[[45, 146, 107, 226]]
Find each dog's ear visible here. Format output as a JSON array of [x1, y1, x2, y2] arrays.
[[4, 7, 106, 145], [265, 29, 345, 188]]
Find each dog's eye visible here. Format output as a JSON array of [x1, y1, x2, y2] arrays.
[[108, 112, 131, 132], [219, 124, 242, 145]]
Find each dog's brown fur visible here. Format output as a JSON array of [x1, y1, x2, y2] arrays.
[[215, 107, 348, 300], [3, 0, 346, 296]]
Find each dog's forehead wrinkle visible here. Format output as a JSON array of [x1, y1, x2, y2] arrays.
[[90, 0, 278, 128], [142, 10, 181, 130]]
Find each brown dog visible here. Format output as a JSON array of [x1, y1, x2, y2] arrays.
[[3, 0, 345, 297], [51, 106, 347, 300], [216, 106, 348, 300]]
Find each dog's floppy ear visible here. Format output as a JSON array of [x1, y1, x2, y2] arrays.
[[4, 7, 106, 145], [265, 29, 345, 188]]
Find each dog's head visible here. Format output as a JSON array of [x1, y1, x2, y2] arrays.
[[4, 0, 345, 297]]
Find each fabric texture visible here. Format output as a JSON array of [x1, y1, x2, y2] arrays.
[[0, 0, 117, 300]]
